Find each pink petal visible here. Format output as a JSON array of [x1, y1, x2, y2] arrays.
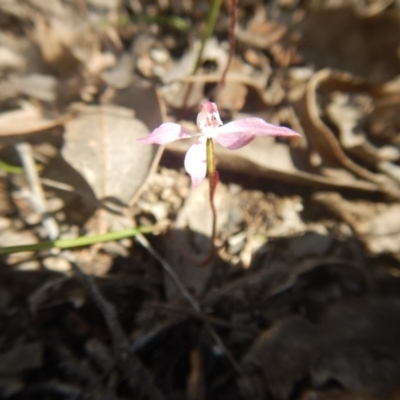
[[184, 138, 207, 186], [213, 118, 300, 150], [137, 122, 194, 145]]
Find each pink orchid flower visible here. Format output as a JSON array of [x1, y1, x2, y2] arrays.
[[138, 102, 300, 186]]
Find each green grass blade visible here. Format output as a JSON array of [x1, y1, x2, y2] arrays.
[[0, 159, 24, 174], [193, 0, 223, 74], [0, 226, 155, 255]]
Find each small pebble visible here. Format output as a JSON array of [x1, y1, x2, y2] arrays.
[[15, 260, 41, 271], [0, 217, 11, 230], [42, 256, 71, 272]]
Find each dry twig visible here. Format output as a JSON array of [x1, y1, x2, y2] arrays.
[[16, 142, 59, 240]]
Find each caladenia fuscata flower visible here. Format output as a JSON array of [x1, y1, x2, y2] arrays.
[[138, 102, 300, 266], [137, 101, 301, 187]]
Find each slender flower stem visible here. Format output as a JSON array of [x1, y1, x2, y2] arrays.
[[194, 138, 220, 267], [206, 138, 218, 245], [206, 138, 216, 178], [208, 171, 219, 251], [171, 140, 220, 267]]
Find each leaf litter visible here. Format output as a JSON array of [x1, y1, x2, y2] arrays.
[[1, 0, 400, 399]]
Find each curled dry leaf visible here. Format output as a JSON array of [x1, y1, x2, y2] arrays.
[[296, 68, 400, 197], [62, 104, 156, 207], [326, 91, 377, 162]]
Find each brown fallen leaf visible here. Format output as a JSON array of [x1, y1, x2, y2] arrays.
[[61, 104, 156, 209]]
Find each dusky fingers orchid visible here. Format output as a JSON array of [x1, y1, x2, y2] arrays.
[[138, 101, 301, 187], [138, 101, 300, 266]]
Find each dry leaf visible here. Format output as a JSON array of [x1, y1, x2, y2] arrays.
[[62, 104, 156, 207], [296, 68, 400, 196]]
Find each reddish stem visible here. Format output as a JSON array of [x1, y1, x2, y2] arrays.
[[170, 141, 221, 268]]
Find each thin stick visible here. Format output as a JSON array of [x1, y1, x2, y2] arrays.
[[16, 142, 59, 240]]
